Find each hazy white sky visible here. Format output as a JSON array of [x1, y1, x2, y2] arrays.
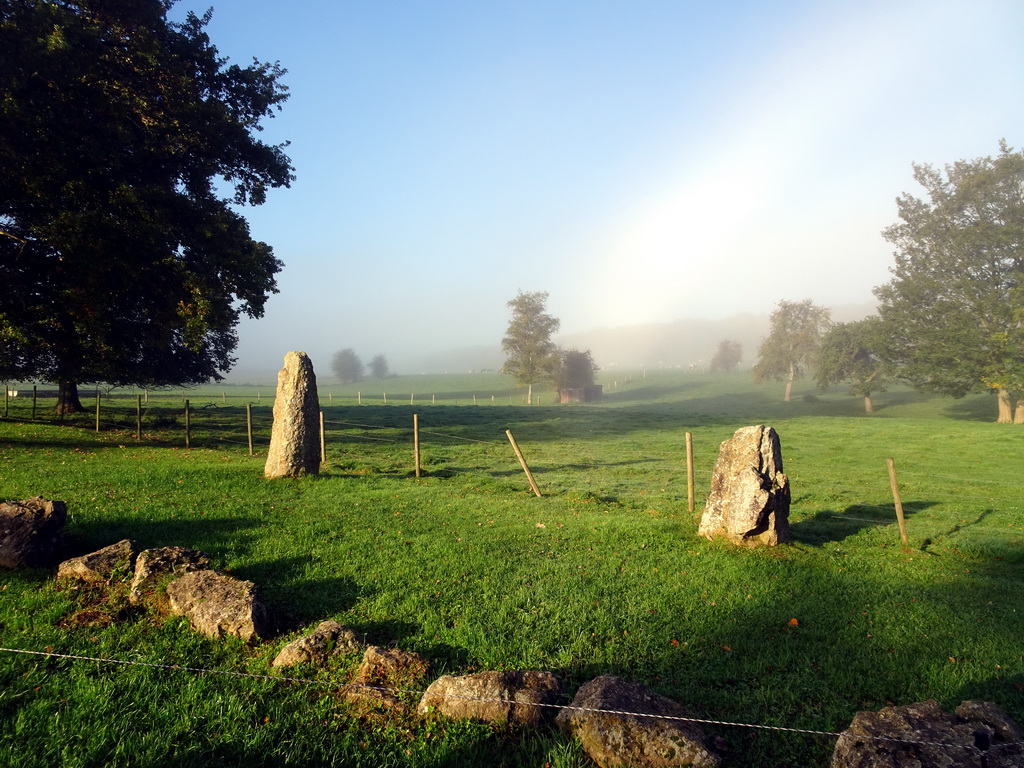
[[170, 0, 1024, 376]]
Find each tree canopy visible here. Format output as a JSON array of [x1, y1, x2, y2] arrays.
[[553, 348, 598, 390], [0, 0, 293, 411], [753, 299, 831, 402], [815, 318, 888, 413], [875, 141, 1024, 423], [368, 354, 390, 380], [331, 349, 363, 384], [501, 290, 560, 404], [709, 339, 742, 372]]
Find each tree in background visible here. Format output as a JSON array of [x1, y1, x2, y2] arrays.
[[753, 299, 832, 402], [332, 349, 363, 383], [709, 339, 742, 372], [0, 1, 293, 414], [368, 354, 390, 380], [501, 290, 560, 405], [875, 142, 1024, 423], [815, 318, 888, 413], [553, 348, 598, 390]]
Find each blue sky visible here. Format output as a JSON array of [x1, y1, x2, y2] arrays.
[[169, 0, 1024, 377]]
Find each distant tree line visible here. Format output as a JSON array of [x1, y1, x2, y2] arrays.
[[331, 349, 392, 383], [750, 141, 1024, 423], [501, 291, 597, 403]]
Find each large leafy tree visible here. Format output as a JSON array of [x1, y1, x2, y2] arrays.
[[709, 339, 742, 372], [553, 348, 598, 390], [367, 354, 390, 380], [501, 290, 560, 405], [331, 349, 363, 384], [753, 299, 831, 402], [875, 142, 1024, 423], [0, 0, 293, 413], [815, 318, 888, 413]]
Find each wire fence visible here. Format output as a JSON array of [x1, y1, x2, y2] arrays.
[[4, 390, 1024, 539], [1, 645, 1021, 761]]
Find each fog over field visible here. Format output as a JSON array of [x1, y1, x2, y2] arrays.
[[167, 0, 1024, 384]]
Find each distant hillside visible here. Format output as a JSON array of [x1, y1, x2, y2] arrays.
[[411, 303, 876, 373]]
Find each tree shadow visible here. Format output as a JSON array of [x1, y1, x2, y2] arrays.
[[59, 515, 263, 563], [789, 501, 937, 546]]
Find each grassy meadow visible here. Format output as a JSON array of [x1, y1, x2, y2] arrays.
[[1, 371, 1022, 766]]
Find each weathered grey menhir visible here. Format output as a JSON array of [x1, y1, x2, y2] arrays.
[[698, 424, 791, 547], [264, 351, 321, 478]]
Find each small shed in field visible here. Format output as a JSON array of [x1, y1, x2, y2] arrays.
[[558, 385, 603, 403]]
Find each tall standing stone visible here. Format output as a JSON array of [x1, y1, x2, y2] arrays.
[[698, 425, 791, 547], [264, 351, 321, 478]]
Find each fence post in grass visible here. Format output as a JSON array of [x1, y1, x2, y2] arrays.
[[506, 429, 542, 497], [136, 394, 142, 440], [686, 432, 695, 513], [32, 385, 37, 419], [4, 383, 8, 418], [886, 457, 909, 547], [357, 392, 361, 405], [95, 391, 101, 432], [184, 400, 191, 449], [320, 411, 326, 464], [413, 413, 421, 478], [383, 392, 387, 405], [246, 403, 254, 456]]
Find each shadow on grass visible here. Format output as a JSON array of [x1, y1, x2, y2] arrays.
[[790, 501, 937, 546], [60, 515, 263, 562]]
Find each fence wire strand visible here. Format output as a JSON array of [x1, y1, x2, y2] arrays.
[[2, 646, 1019, 757]]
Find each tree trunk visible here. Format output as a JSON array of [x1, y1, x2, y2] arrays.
[[56, 381, 85, 415], [784, 365, 794, 403], [864, 395, 874, 413], [1015, 396, 1024, 425], [527, 383, 533, 406], [996, 388, 1014, 423]]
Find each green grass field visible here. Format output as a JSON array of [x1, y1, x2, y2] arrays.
[[1, 371, 1021, 766]]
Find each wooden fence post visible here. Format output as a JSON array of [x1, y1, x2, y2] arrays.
[[686, 432, 695, 513], [95, 391, 101, 433], [4, 383, 8, 419], [320, 411, 326, 464], [413, 413, 421, 478], [136, 394, 142, 441], [246, 403, 254, 456], [32, 385, 37, 420], [506, 429, 542, 497], [886, 458, 909, 547], [184, 400, 191, 449]]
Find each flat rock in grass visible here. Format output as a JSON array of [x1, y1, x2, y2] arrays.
[[698, 425, 791, 547], [0, 497, 67, 569], [271, 620, 360, 668], [130, 546, 212, 605], [344, 646, 429, 710], [417, 670, 563, 727], [556, 675, 722, 768], [57, 539, 137, 582], [264, 351, 320, 479], [165, 570, 269, 643], [831, 699, 1024, 768]]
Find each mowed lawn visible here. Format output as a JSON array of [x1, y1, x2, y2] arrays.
[[1, 371, 1021, 767]]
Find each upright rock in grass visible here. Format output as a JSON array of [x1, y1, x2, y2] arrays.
[[0, 497, 67, 569], [698, 425, 791, 547], [264, 351, 321, 478], [166, 570, 269, 642], [556, 675, 722, 768], [831, 699, 1024, 768]]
